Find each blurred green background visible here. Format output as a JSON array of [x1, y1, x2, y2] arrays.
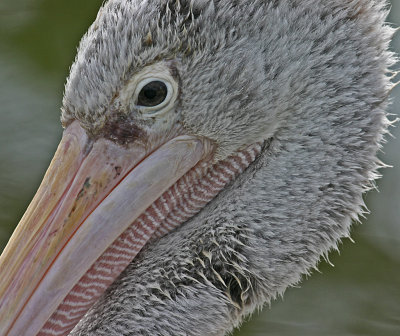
[[0, 1, 399, 335]]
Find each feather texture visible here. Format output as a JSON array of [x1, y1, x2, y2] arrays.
[[62, 0, 396, 335]]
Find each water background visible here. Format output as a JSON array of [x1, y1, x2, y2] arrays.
[[0, 1, 399, 335]]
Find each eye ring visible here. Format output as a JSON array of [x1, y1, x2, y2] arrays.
[[134, 77, 174, 113], [120, 63, 179, 118]]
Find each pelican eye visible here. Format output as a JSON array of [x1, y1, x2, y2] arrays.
[[137, 81, 168, 107], [123, 64, 178, 118], [132, 75, 176, 116]]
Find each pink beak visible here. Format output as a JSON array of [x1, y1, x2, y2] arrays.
[[0, 121, 211, 336]]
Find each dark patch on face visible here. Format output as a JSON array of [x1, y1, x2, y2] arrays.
[[102, 114, 146, 146], [114, 166, 122, 179]]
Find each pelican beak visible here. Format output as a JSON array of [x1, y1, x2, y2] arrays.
[[0, 121, 210, 336]]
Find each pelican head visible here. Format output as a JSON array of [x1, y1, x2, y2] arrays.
[[0, 0, 395, 335]]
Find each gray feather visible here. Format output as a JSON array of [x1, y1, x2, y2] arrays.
[[66, 0, 396, 335]]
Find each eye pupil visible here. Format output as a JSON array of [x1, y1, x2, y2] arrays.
[[137, 81, 168, 107], [143, 88, 157, 100]]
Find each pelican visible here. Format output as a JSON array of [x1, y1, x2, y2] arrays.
[[0, 0, 395, 335]]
